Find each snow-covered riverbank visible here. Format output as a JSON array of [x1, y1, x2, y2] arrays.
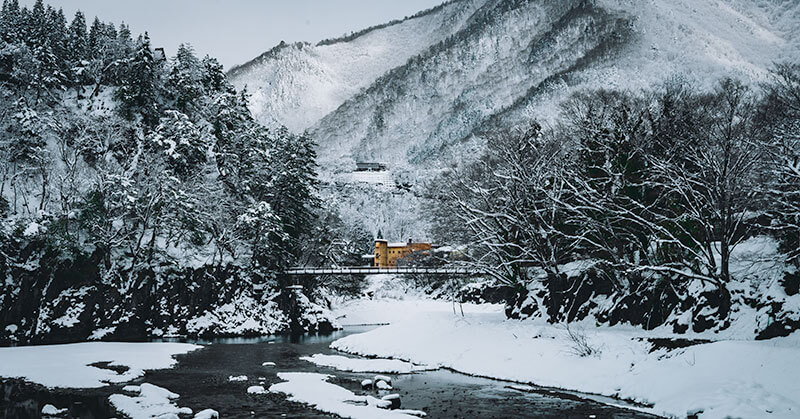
[[0, 342, 200, 388], [331, 298, 800, 419]]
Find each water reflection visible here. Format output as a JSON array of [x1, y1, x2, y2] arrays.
[[0, 379, 112, 419], [152, 325, 373, 345]]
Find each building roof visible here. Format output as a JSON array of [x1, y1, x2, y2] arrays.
[[375, 239, 431, 248], [356, 162, 387, 169]]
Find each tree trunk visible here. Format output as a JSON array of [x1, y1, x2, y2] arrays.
[[720, 241, 731, 284]]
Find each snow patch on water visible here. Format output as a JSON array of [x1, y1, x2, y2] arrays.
[[109, 383, 193, 419], [269, 372, 426, 418], [300, 354, 432, 374]]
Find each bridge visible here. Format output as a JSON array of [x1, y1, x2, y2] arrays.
[[285, 266, 482, 276]]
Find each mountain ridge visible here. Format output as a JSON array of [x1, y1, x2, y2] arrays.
[[231, 0, 799, 172], [229, 0, 485, 133]]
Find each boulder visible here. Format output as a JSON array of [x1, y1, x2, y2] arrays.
[[382, 394, 401, 409]]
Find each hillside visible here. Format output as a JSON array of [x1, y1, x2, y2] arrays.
[[228, 0, 485, 133], [231, 0, 799, 167]]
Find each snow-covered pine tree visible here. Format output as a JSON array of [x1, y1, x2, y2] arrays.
[[87, 16, 102, 58], [267, 127, 319, 263], [201, 55, 227, 93], [115, 32, 159, 127], [67, 11, 88, 85], [149, 109, 209, 179], [167, 44, 204, 116]]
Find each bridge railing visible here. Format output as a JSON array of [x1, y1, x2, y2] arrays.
[[284, 266, 481, 275]]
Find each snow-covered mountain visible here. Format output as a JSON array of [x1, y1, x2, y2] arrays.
[[229, 0, 799, 238], [228, 0, 486, 133], [231, 0, 799, 170]]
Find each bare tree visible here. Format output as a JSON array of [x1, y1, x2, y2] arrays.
[[431, 123, 578, 286], [644, 79, 766, 286], [761, 63, 800, 263]]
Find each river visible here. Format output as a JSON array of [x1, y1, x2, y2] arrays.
[[2, 327, 660, 418]]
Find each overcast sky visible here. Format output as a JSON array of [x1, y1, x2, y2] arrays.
[[19, 0, 444, 69]]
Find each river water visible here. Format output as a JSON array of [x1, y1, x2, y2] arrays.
[[2, 327, 660, 418]]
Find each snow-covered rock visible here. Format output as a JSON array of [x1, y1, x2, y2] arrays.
[[375, 380, 392, 390], [382, 394, 401, 409], [186, 293, 287, 337], [41, 404, 67, 416], [374, 375, 392, 385], [194, 409, 219, 419], [366, 395, 392, 409], [246, 385, 266, 394]]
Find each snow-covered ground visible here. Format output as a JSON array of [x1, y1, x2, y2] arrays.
[[0, 342, 200, 388], [333, 297, 501, 326], [330, 300, 800, 419], [331, 273, 502, 326]]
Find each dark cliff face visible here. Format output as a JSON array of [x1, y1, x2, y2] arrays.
[[0, 238, 334, 346]]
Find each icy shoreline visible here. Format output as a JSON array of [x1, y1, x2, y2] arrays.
[[0, 342, 201, 388], [330, 300, 800, 419]]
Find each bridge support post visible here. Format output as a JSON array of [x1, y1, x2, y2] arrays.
[[278, 283, 306, 334]]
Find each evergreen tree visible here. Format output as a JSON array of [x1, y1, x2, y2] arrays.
[[87, 16, 102, 58], [0, 0, 22, 43], [149, 110, 209, 179], [67, 11, 88, 67], [267, 128, 319, 263], [115, 32, 159, 127], [117, 22, 132, 54], [201, 55, 228, 93], [167, 44, 204, 115]]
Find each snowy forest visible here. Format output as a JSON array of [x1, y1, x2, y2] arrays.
[[0, 0, 368, 345], [430, 70, 800, 338]]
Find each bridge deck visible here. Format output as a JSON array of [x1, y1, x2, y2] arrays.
[[285, 266, 480, 275]]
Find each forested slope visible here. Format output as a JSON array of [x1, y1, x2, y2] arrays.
[[0, 0, 353, 345]]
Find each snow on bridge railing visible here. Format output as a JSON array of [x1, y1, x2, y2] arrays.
[[284, 266, 481, 275]]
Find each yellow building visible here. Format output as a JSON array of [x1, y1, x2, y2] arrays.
[[373, 239, 432, 267]]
